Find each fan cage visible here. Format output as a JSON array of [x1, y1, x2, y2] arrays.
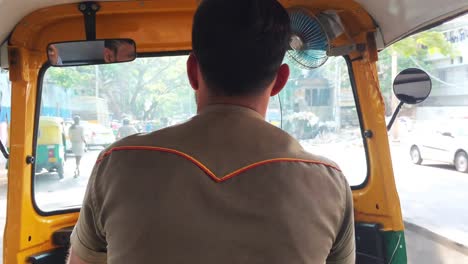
[[286, 7, 330, 69]]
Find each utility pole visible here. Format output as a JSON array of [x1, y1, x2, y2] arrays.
[[95, 65, 99, 98], [334, 58, 342, 131]]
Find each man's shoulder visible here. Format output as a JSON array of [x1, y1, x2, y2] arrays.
[[102, 121, 191, 153], [286, 149, 342, 174], [108, 128, 166, 147], [254, 122, 341, 171]]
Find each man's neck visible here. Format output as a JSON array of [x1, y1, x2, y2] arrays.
[[198, 95, 270, 118]]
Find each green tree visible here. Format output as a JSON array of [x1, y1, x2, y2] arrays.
[[45, 66, 94, 90], [96, 56, 192, 121], [378, 30, 459, 100], [44, 56, 194, 122]]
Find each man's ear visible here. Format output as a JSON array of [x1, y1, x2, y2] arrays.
[[187, 53, 199, 91], [270, 64, 290, 96], [103, 48, 114, 63]]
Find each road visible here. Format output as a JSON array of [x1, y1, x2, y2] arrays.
[[390, 143, 468, 247], [0, 144, 467, 263], [35, 149, 100, 211]]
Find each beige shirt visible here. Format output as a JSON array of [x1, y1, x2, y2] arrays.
[[68, 125, 85, 143], [71, 105, 355, 264]]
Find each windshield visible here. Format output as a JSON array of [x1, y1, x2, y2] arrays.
[[35, 55, 366, 212]]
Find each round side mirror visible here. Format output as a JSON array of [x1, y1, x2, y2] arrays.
[[393, 68, 432, 104]]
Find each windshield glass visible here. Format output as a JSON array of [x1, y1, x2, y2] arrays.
[[35, 55, 366, 212], [278, 56, 366, 186]]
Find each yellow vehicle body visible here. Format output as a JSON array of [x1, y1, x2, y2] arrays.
[[37, 117, 65, 145], [4, 0, 406, 263], [35, 117, 66, 179]]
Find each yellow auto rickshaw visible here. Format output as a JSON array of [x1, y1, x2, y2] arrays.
[[36, 116, 66, 179]]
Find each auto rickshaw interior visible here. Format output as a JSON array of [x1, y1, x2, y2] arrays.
[[1, 0, 467, 263]]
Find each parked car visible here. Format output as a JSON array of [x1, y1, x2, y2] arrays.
[[409, 121, 468, 173]]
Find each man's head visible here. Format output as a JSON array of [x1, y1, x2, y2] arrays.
[[123, 119, 130, 126], [188, 0, 291, 114], [73, 115, 80, 125], [47, 44, 60, 65], [104, 39, 136, 63]]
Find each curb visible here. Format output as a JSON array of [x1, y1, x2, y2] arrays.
[[404, 221, 468, 256]]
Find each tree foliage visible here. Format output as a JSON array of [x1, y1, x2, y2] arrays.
[[392, 31, 456, 57], [378, 30, 459, 100], [44, 56, 195, 122], [45, 67, 94, 90]]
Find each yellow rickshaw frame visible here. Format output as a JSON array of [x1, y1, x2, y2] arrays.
[[4, 0, 403, 263]]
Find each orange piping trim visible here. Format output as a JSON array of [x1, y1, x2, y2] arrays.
[[96, 146, 341, 183]]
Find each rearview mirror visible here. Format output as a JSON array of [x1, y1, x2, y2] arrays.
[[47, 39, 136, 67], [393, 68, 432, 105]]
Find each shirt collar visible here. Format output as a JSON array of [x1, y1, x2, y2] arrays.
[[198, 104, 265, 120]]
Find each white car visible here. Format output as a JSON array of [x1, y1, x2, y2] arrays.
[[64, 121, 115, 152], [85, 123, 116, 148], [409, 121, 468, 173]]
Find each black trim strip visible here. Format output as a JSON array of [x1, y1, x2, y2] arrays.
[[78, 2, 100, 41], [28, 248, 67, 264], [345, 56, 371, 191]]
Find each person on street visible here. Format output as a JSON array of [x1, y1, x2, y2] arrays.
[[67, 0, 355, 263], [68, 116, 86, 178], [117, 118, 138, 140]]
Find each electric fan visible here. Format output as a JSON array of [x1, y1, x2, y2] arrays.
[[287, 8, 349, 69], [287, 8, 329, 69]]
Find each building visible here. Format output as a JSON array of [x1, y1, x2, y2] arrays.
[[416, 14, 468, 120]]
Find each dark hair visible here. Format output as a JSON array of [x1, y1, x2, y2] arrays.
[[104, 39, 134, 55], [71, 115, 80, 128], [192, 0, 291, 96]]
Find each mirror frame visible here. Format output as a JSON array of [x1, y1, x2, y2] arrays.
[[392, 68, 432, 105]]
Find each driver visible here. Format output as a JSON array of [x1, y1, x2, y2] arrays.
[[103, 39, 135, 63], [67, 0, 355, 263], [47, 44, 63, 65]]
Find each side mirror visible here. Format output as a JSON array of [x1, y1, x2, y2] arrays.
[[47, 39, 136, 67], [393, 68, 432, 104], [442, 132, 453, 137], [387, 68, 432, 131]]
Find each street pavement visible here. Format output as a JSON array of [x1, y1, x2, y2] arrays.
[[302, 139, 468, 248], [0, 143, 467, 263], [390, 143, 468, 247], [34, 150, 99, 212], [405, 222, 468, 263]]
